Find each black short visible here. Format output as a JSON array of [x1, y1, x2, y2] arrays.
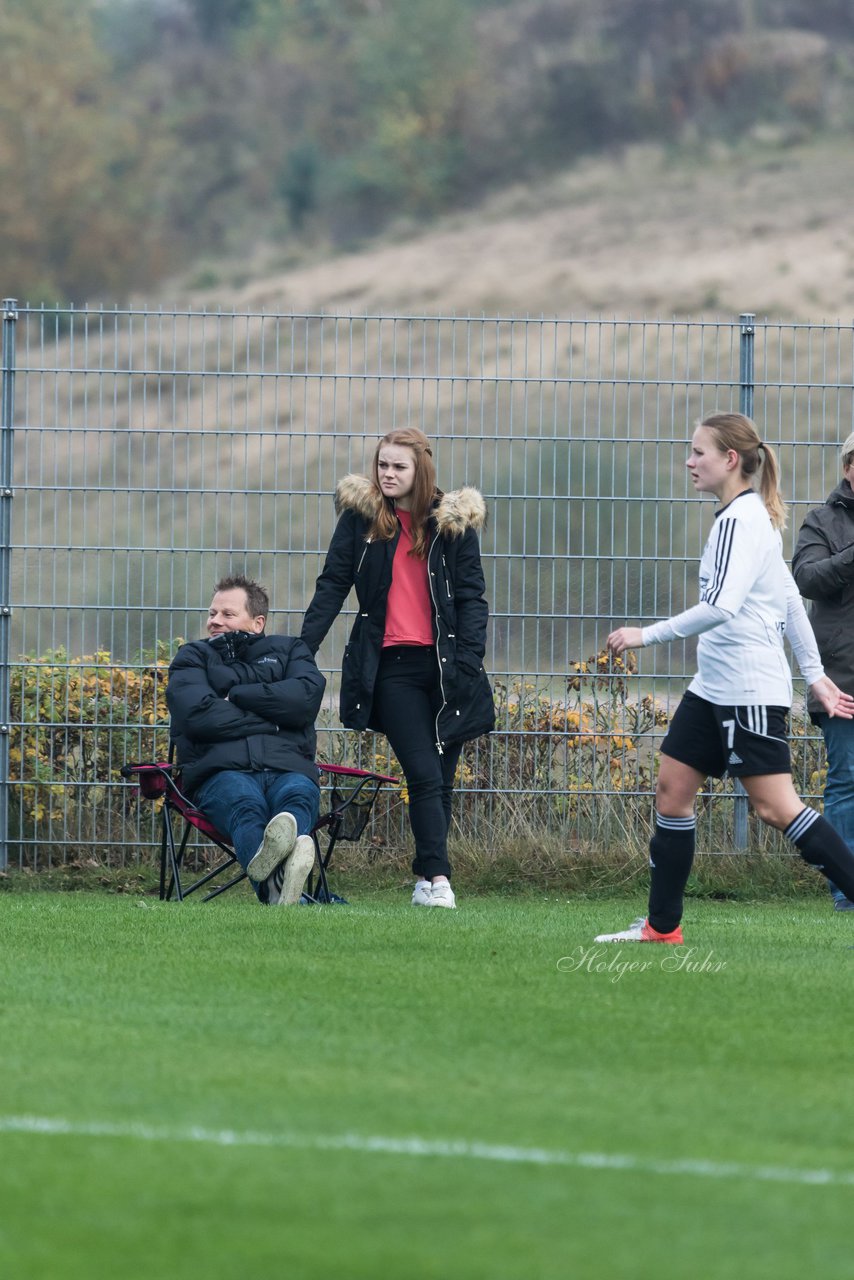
[[660, 689, 791, 779]]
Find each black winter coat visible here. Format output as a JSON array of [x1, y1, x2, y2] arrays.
[[792, 478, 854, 716], [166, 630, 325, 794], [301, 476, 495, 749]]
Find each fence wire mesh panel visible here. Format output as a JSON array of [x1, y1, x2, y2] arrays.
[[2, 305, 851, 869]]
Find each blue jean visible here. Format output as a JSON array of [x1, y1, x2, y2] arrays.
[[816, 715, 854, 905], [194, 769, 320, 891]]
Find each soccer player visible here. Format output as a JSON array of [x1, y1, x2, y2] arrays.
[[596, 412, 854, 944]]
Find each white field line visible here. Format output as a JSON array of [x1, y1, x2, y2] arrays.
[[1, 1115, 852, 1189]]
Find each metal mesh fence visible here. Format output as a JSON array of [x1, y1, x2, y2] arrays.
[[1, 302, 852, 868]]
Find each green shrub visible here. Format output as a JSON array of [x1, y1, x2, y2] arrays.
[[8, 646, 174, 865], [3, 644, 829, 876]]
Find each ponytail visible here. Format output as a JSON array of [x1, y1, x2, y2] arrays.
[[755, 440, 787, 531]]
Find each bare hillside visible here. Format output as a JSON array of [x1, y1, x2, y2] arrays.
[[180, 139, 854, 320]]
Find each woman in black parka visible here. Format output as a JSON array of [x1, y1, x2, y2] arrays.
[[301, 427, 494, 909]]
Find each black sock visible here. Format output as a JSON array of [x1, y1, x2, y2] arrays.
[[785, 809, 854, 901], [647, 813, 696, 934]]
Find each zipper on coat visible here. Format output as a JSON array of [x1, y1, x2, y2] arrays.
[[442, 554, 452, 599], [427, 540, 448, 753], [356, 537, 372, 575]]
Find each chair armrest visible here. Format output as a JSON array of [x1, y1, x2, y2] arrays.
[[317, 762, 398, 785]]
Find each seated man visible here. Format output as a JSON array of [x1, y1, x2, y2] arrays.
[[166, 574, 326, 905]]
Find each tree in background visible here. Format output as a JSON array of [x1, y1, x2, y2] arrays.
[[0, 0, 145, 302], [1, 0, 852, 303]]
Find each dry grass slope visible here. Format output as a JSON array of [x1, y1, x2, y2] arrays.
[[176, 138, 854, 321]]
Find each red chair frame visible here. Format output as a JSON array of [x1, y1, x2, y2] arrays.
[[121, 760, 398, 903]]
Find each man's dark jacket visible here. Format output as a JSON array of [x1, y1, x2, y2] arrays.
[[166, 631, 325, 794], [792, 477, 854, 716], [301, 475, 495, 749]]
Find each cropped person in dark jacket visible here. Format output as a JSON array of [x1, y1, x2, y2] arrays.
[[792, 430, 854, 911], [167, 574, 326, 905], [301, 427, 494, 909]]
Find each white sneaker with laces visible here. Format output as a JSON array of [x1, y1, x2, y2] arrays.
[[427, 881, 456, 909], [247, 812, 297, 883], [411, 879, 433, 907]]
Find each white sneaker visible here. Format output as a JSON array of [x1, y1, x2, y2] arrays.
[[277, 835, 316, 906], [411, 879, 433, 907], [427, 881, 456, 909], [594, 916, 684, 944], [247, 812, 297, 882], [594, 916, 646, 942]]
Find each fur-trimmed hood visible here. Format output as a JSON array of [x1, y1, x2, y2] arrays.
[[334, 473, 487, 537], [303, 471, 494, 743]]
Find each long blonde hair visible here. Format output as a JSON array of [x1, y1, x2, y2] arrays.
[[699, 412, 788, 531], [368, 427, 440, 558]]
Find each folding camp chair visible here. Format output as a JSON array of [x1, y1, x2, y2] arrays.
[[121, 760, 398, 904]]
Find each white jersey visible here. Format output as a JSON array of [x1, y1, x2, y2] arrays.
[[642, 489, 823, 706]]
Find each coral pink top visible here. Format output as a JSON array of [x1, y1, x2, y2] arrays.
[[382, 509, 433, 647]]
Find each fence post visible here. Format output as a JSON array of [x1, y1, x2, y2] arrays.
[[0, 298, 17, 871], [739, 312, 755, 419], [731, 312, 756, 850]]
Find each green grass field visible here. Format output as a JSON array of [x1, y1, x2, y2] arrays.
[[1, 889, 852, 1279]]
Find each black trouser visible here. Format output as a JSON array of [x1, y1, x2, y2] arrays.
[[372, 645, 463, 881]]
